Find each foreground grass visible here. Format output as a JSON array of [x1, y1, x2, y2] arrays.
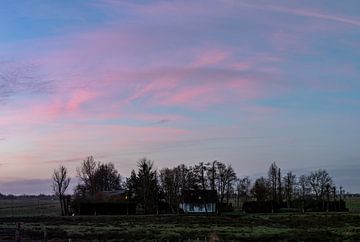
[[0, 213, 360, 241]]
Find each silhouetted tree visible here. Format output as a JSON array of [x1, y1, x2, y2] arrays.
[[52, 165, 71, 216], [193, 162, 209, 191], [309, 169, 333, 210], [277, 168, 283, 203], [298, 174, 310, 212], [283, 171, 296, 208], [76, 156, 98, 197], [75, 157, 122, 198], [206, 160, 218, 191], [216, 162, 237, 204], [193, 162, 209, 213], [127, 158, 159, 214], [159, 167, 180, 213], [309, 169, 333, 200], [251, 177, 269, 201], [268, 162, 278, 201], [176, 164, 193, 191], [236, 176, 251, 207], [93, 163, 122, 192]]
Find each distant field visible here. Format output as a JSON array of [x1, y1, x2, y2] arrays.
[[346, 197, 360, 213], [0, 199, 59, 217]]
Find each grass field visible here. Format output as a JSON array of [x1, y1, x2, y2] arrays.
[[0, 213, 360, 241], [346, 196, 360, 213], [0, 198, 59, 217], [0, 198, 359, 241]]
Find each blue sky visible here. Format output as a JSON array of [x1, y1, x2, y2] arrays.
[[0, 0, 359, 194]]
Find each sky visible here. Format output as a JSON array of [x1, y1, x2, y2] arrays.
[[0, 0, 359, 194]]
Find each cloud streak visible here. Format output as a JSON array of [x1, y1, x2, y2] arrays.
[[0, 62, 51, 102], [239, 1, 360, 27]]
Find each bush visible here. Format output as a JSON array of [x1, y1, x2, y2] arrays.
[[242, 201, 280, 213]]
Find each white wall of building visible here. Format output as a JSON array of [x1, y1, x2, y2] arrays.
[[180, 203, 216, 213]]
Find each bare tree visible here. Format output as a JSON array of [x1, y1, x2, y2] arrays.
[[283, 171, 296, 208], [76, 156, 98, 197], [206, 160, 218, 191], [159, 167, 180, 213], [251, 177, 269, 201], [52, 165, 71, 216], [277, 168, 283, 202], [216, 162, 237, 204], [236, 176, 251, 208], [268, 162, 278, 201], [298, 174, 310, 212], [309, 169, 333, 210], [193, 162, 209, 213], [309, 169, 333, 201]]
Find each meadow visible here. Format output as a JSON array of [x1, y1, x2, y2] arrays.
[[0, 198, 360, 241], [0, 198, 59, 217]]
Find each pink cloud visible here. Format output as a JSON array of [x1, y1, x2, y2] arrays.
[[66, 89, 100, 111], [193, 50, 229, 67]]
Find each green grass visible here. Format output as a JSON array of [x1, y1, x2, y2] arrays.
[[346, 197, 360, 213], [0, 198, 60, 217]]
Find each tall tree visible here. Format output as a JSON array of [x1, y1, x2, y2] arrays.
[[298, 174, 310, 212], [298, 175, 310, 199], [309, 169, 333, 201], [193, 162, 208, 191], [127, 158, 159, 214], [268, 162, 278, 201], [176, 164, 192, 191], [159, 167, 181, 213], [206, 160, 218, 191], [283, 171, 296, 208], [193, 162, 209, 213], [216, 162, 237, 204], [75, 157, 122, 198], [76, 156, 98, 197], [52, 165, 71, 216], [236, 176, 251, 207], [277, 168, 283, 202], [251, 177, 269, 201], [93, 163, 122, 192]]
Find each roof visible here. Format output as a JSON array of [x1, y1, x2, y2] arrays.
[[182, 189, 218, 204]]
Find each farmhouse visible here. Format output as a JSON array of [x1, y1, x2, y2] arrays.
[[180, 190, 217, 213]]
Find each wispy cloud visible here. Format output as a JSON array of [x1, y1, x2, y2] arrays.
[[239, 1, 360, 27], [0, 62, 51, 103]]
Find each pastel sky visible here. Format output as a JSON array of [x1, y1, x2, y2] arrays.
[[0, 0, 359, 194]]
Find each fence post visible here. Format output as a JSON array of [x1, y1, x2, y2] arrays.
[[42, 224, 47, 242], [15, 222, 21, 242], [43, 228, 47, 242]]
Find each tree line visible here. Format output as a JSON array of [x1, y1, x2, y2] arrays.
[[52, 157, 345, 215]]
